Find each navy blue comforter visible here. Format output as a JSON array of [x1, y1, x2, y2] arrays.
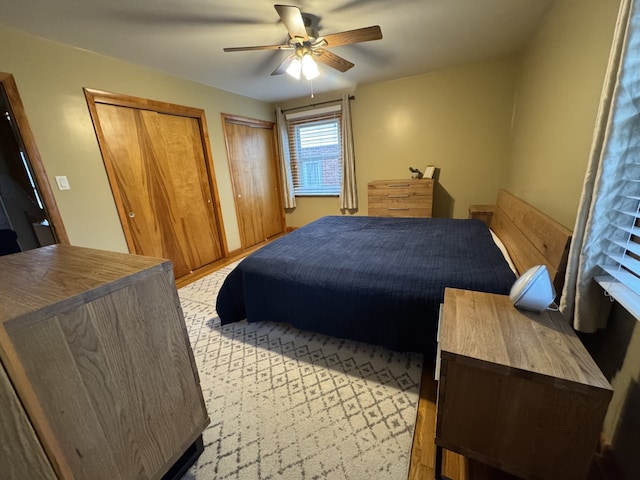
[[216, 216, 516, 356]]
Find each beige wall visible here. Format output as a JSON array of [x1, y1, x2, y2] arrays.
[[506, 0, 621, 229], [278, 55, 519, 227], [0, 24, 273, 252]]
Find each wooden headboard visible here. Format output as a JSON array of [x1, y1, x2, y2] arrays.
[[490, 190, 572, 295]]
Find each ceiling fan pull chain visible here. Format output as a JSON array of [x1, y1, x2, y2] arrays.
[[310, 78, 314, 98]]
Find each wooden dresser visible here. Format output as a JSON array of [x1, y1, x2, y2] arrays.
[[367, 178, 434, 217], [435, 288, 612, 480], [0, 245, 209, 480]]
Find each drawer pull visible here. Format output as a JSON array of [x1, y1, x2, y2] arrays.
[[387, 183, 410, 188], [388, 207, 410, 210], [387, 194, 410, 198]]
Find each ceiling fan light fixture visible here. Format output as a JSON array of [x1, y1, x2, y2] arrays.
[[286, 57, 302, 79], [286, 52, 319, 81], [302, 53, 319, 80]]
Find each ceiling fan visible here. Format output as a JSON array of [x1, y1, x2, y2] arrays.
[[223, 4, 383, 80]]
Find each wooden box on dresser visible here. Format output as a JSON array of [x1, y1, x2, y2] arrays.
[[0, 245, 209, 480], [367, 178, 434, 217], [435, 288, 613, 480]]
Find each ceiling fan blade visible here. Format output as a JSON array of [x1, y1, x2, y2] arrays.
[[223, 44, 292, 52], [274, 4, 308, 41], [271, 55, 296, 76], [321, 25, 382, 47], [109, 9, 268, 27], [314, 49, 354, 73]]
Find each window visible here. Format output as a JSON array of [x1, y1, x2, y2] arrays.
[[286, 106, 342, 196], [553, 0, 639, 332], [588, 8, 640, 321]]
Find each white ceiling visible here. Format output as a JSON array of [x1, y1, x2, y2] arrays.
[[0, 0, 555, 103]]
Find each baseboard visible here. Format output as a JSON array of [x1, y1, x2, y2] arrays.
[[227, 247, 243, 258]]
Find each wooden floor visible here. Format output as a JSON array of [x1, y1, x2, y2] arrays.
[[175, 254, 241, 288], [174, 234, 287, 288], [408, 361, 519, 480]]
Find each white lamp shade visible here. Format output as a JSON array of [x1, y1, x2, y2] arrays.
[[286, 58, 302, 80], [301, 54, 319, 80]]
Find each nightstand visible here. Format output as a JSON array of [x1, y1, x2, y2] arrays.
[[468, 204, 494, 225], [434, 288, 612, 480]]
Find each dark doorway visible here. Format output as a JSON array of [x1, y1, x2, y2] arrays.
[[0, 73, 67, 255]]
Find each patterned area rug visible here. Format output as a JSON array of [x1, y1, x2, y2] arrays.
[[178, 262, 423, 480]]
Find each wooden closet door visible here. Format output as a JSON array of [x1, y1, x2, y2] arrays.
[[85, 90, 226, 279], [222, 114, 284, 249]]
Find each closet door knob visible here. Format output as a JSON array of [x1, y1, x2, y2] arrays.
[[128, 212, 135, 218]]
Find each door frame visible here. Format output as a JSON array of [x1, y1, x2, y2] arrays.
[[221, 113, 285, 250], [0, 72, 69, 245], [84, 88, 228, 258]]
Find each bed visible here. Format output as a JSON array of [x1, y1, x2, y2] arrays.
[[216, 190, 572, 357]]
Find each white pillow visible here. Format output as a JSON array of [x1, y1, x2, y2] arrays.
[[490, 229, 517, 274]]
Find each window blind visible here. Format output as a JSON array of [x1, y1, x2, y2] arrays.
[[597, 177, 640, 317], [285, 105, 342, 196]]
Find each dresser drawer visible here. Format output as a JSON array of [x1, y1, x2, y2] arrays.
[[368, 180, 432, 195], [368, 206, 432, 217]]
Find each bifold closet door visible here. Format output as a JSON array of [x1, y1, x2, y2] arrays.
[[222, 114, 284, 249], [86, 91, 226, 279]]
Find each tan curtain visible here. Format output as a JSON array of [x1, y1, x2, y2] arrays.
[[560, 0, 636, 332], [275, 107, 296, 209], [340, 94, 357, 210]]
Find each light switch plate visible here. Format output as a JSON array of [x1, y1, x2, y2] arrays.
[[55, 175, 70, 190]]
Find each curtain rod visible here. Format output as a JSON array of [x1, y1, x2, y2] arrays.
[[281, 95, 355, 113]]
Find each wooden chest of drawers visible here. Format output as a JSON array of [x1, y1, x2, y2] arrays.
[[0, 245, 209, 480], [367, 179, 434, 217]]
